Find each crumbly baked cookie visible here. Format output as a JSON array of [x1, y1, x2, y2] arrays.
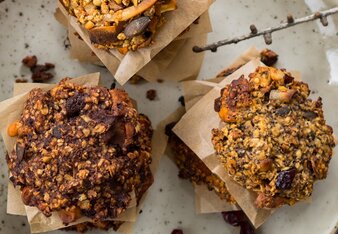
[[6, 79, 153, 225], [212, 66, 335, 208], [166, 123, 235, 203], [61, 0, 177, 53]]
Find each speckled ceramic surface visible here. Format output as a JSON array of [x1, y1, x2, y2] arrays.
[[0, 1, 337, 234]]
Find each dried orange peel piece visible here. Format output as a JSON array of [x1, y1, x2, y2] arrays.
[[160, 0, 177, 13], [107, 0, 158, 22]]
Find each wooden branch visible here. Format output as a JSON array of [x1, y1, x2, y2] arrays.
[[193, 6, 338, 53]]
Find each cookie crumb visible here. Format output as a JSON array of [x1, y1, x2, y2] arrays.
[[146, 89, 157, 101]]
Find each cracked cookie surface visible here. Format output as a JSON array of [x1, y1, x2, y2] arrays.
[[212, 66, 335, 208]]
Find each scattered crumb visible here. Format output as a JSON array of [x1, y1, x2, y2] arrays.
[[22, 55, 37, 68], [22, 55, 55, 82], [15, 78, 28, 83], [260, 49, 278, 66], [157, 79, 164, 83], [146, 89, 157, 101]]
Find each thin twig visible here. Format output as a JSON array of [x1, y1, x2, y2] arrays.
[[193, 6, 338, 53]]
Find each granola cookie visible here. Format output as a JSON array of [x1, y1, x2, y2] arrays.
[[212, 66, 335, 208], [166, 123, 235, 203], [61, 0, 177, 53], [6, 79, 153, 225]]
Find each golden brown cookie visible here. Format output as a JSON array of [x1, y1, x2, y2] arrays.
[[212, 66, 335, 208], [62, 0, 177, 52]]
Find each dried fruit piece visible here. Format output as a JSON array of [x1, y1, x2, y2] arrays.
[[8, 121, 20, 137], [146, 89, 157, 100], [260, 49, 278, 66], [65, 93, 85, 117], [269, 89, 296, 102], [171, 229, 183, 234], [22, 55, 38, 68], [275, 168, 296, 190]]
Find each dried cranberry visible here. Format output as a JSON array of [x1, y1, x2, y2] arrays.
[[276, 168, 296, 190], [65, 93, 85, 117], [171, 229, 183, 234], [214, 97, 222, 112], [284, 74, 294, 84], [222, 210, 247, 226], [240, 222, 255, 234], [222, 211, 255, 234]]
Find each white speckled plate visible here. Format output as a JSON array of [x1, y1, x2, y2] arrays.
[[0, 1, 337, 234]]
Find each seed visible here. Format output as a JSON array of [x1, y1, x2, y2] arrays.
[[124, 16, 151, 38], [303, 111, 317, 120], [275, 106, 290, 117]]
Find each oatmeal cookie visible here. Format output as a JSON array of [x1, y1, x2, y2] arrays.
[[6, 79, 153, 225], [212, 66, 335, 208], [61, 0, 177, 53], [166, 123, 235, 203]]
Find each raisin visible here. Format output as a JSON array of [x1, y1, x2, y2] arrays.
[[214, 97, 222, 112], [260, 49, 278, 66], [275, 106, 290, 116], [171, 229, 183, 234], [65, 93, 85, 117], [284, 74, 294, 84], [22, 55, 37, 68], [276, 168, 296, 190], [146, 89, 157, 101], [303, 111, 317, 120], [222, 211, 255, 234]]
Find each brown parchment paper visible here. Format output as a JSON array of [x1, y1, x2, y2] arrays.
[[55, 7, 211, 83], [181, 47, 261, 213], [172, 59, 277, 228], [57, 0, 213, 85]]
